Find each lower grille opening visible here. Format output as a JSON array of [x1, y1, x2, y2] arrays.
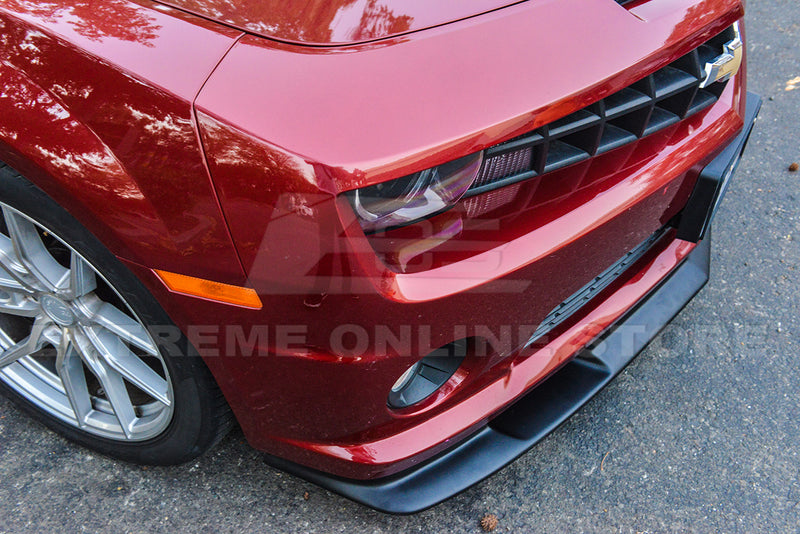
[[526, 228, 668, 345]]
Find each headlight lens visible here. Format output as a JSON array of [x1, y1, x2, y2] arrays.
[[346, 151, 483, 233]]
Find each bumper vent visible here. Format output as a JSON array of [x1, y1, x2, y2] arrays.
[[527, 228, 667, 345], [467, 26, 738, 196]]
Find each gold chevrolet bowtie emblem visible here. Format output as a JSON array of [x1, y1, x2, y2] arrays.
[[699, 22, 743, 88]]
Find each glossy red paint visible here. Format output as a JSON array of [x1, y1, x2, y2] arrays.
[[196, 0, 742, 193], [0, 0, 749, 482], [0, 0, 246, 283], [147, 70, 742, 480], [283, 235, 699, 472], [154, 0, 526, 46]]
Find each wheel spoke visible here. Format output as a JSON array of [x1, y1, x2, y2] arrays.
[[0, 291, 38, 317], [0, 240, 39, 315], [2, 207, 69, 292], [89, 301, 159, 356], [0, 316, 50, 368], [0, 234, 39, 293], [82, 325, 170, 406], [71, 331, 137, 439], [67, 251, 96, 299], [95, 367, 137, 439], [0, 327, 16, 350], [57, 329, 92, 427]]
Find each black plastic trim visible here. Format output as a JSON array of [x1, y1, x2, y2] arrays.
[[262, 235, 712, 514], [677, 92, 762, 242]]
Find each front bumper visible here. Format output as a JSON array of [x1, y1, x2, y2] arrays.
[[262, 93, 761, 513], [267, 234, 710, 513]]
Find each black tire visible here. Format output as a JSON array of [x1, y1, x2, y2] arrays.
[[0, 162, 234, 465]]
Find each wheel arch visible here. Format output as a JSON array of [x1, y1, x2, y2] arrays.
[[0, 6, 247, 284], [0, 62, 169, 264]]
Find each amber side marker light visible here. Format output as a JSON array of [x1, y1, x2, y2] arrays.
[[154, 269, 262, 309]]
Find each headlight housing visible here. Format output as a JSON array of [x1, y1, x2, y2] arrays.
[[346, 151, 483, 233]]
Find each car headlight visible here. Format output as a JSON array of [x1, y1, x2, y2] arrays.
[[345, 151, 484, 233]]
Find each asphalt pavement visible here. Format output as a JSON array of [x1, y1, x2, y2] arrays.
[[0, 0, 798, 532]]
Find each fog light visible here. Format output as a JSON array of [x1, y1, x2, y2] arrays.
[[391, 362, 421, 393], [387, 339, 468, 409]]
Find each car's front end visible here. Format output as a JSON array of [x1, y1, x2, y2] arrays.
[[129, 0, 758, 511], [0, 0, 759, 513]]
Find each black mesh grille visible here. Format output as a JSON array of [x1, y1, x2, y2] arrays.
[[467, 26, 737, 197]]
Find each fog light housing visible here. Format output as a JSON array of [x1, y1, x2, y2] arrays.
[[387, 339, 468, 409]]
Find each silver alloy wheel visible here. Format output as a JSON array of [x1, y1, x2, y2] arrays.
[[0, 203, 173, 441]]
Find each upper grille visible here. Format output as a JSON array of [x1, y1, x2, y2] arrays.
[[466, 26, 738, 197]]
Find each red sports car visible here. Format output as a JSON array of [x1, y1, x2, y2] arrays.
[[0, 0, 758, 512]]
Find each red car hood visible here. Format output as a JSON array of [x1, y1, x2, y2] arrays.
[[156, 0, 525, 46]]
